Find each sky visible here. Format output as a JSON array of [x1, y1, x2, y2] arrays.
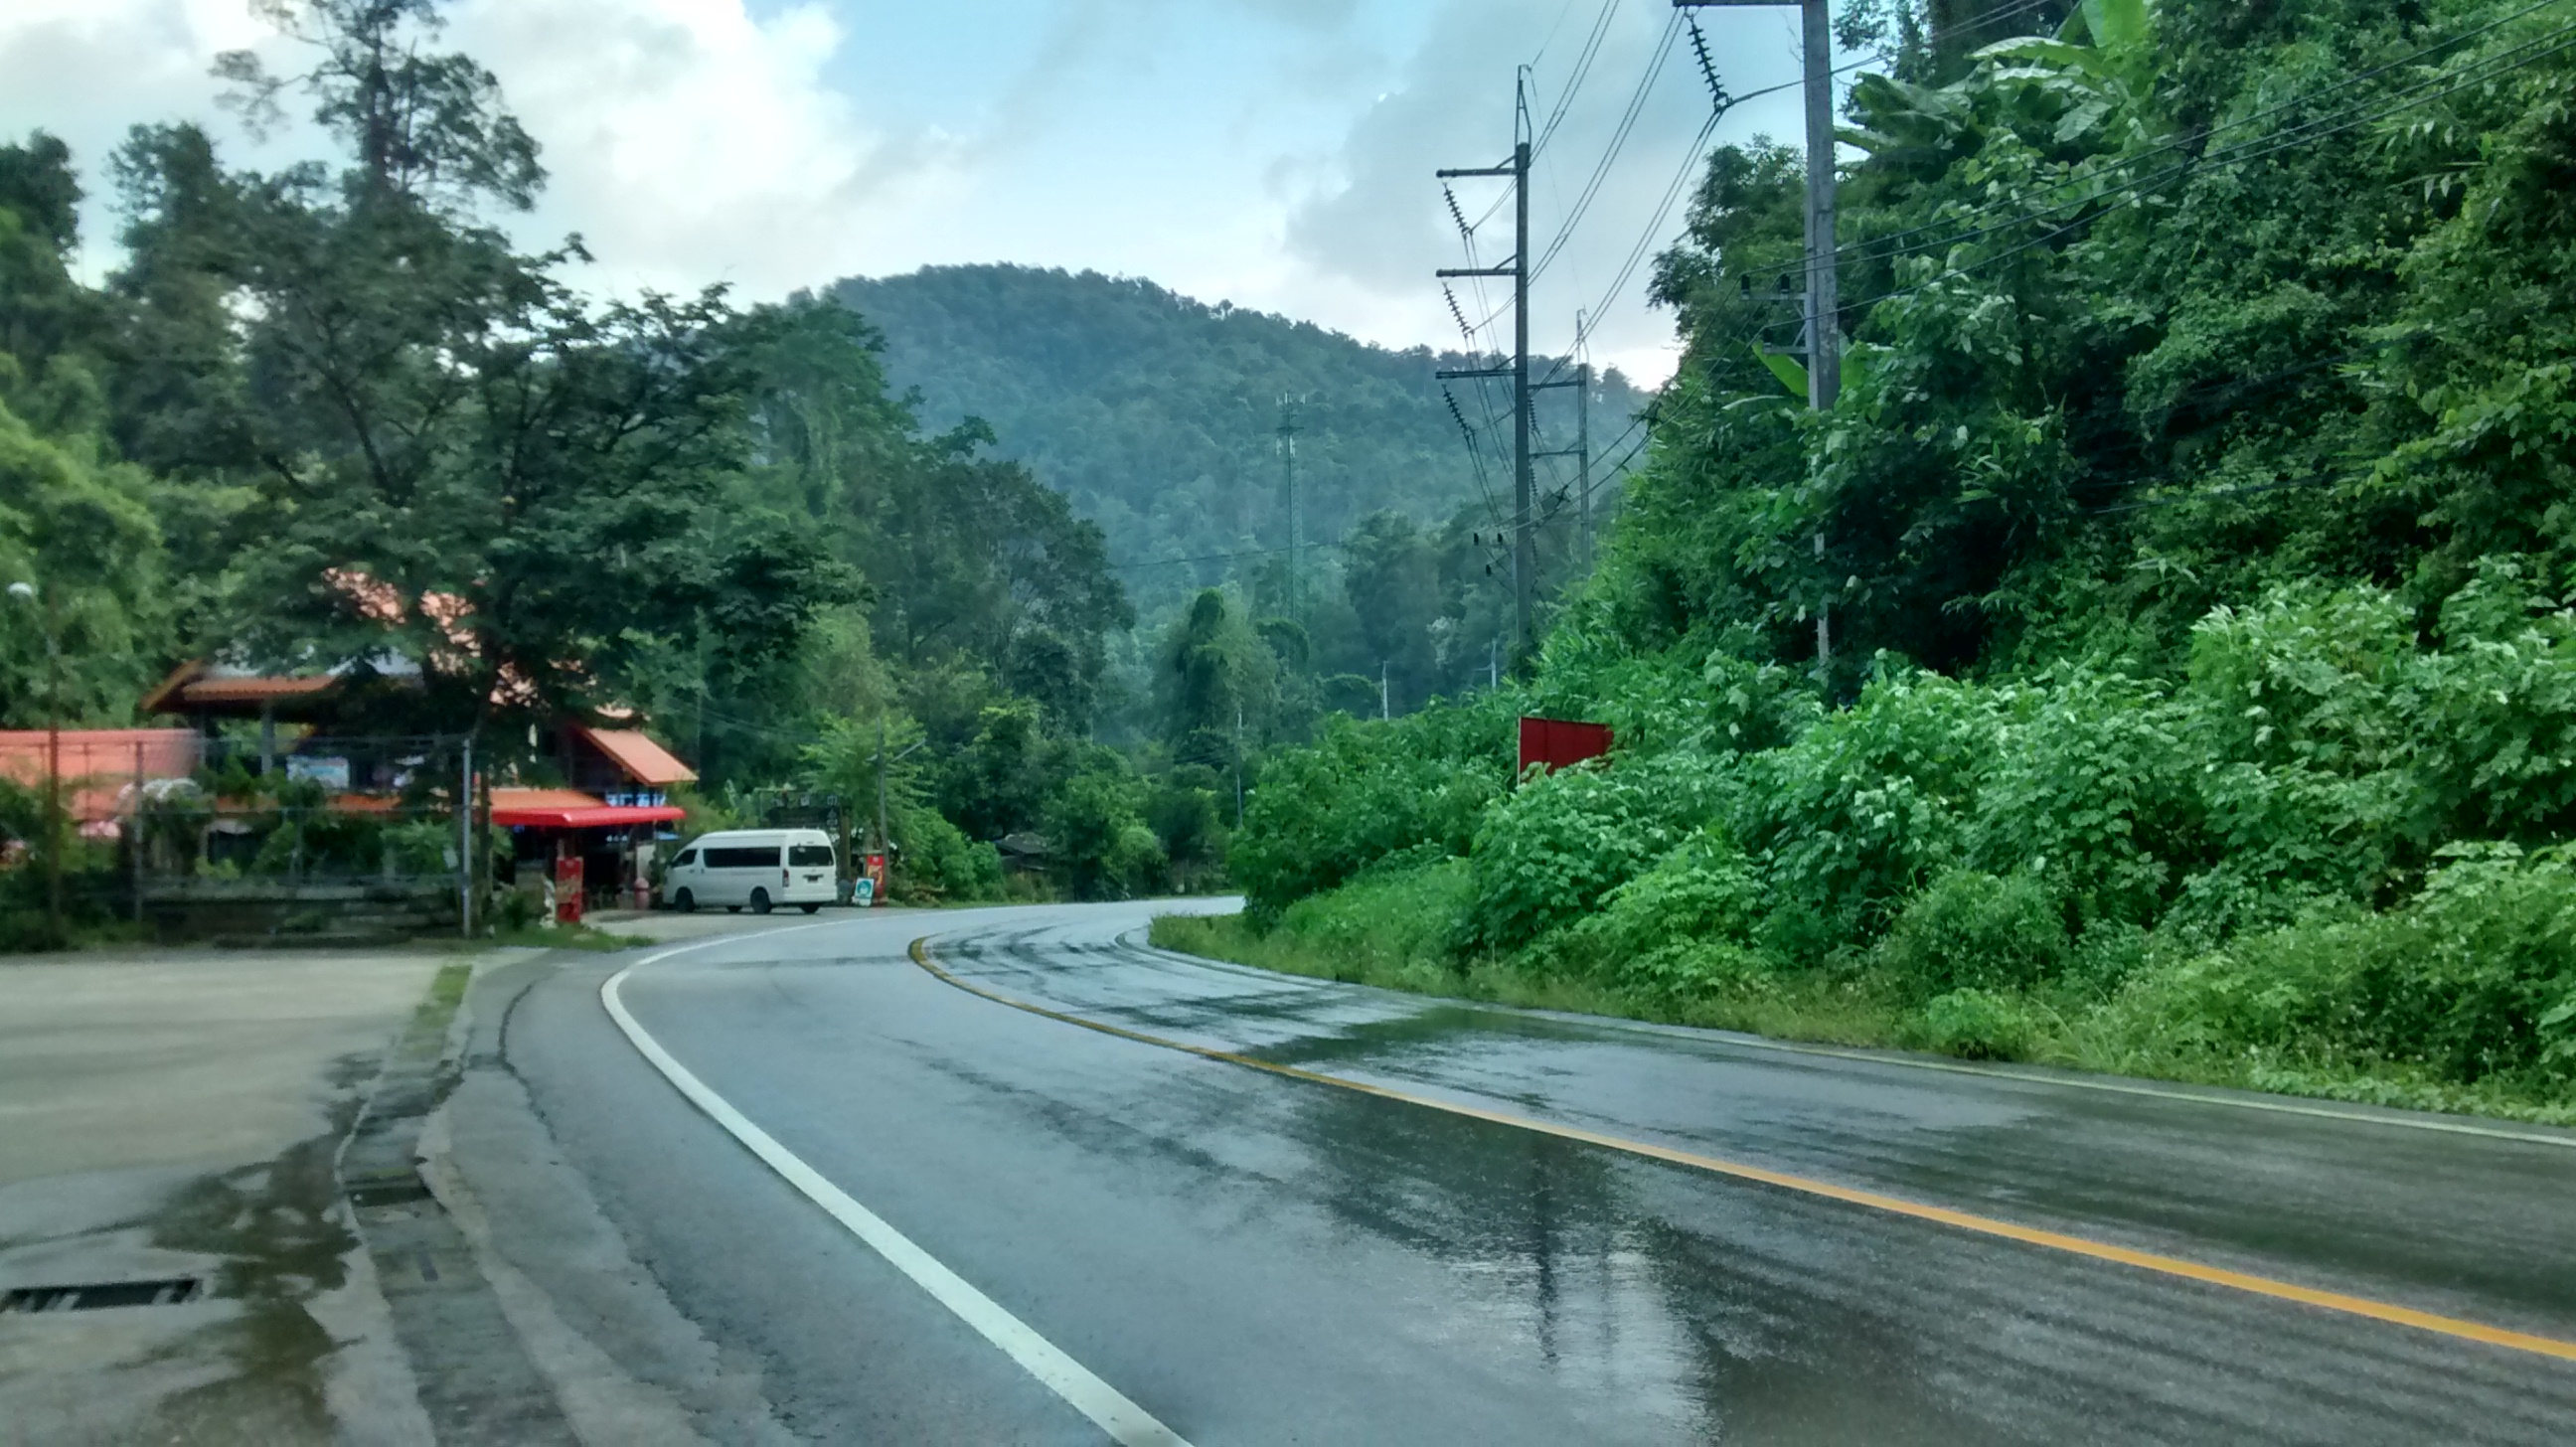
[[0, 0, 1832, 385]]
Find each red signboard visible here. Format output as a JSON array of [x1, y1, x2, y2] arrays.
[[554, 855, 584, 924], [1519, 717, 1613, 776]]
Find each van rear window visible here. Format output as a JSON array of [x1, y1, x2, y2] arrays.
[[789, 845, 836, 868], [705, 846, 780, 870]]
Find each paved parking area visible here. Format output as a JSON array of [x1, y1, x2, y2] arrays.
[[0, 946, 464, 1445]]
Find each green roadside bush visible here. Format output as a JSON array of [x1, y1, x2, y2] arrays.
[[2109, 844, 2576, 1088], [1915, 989, 2038, 1061], [1459, 751, 1734, 954], [1736, 667, 2005, 944], [1189, 563, 2576, 1117], [1227, 698, 1515, 920], [894, 802, 1006, 902], [1272, 852, 1474, 985], [1876, 870, 2071, 1000], [1044, 771, 1167, 900], [1528, 828, 1767, 996]]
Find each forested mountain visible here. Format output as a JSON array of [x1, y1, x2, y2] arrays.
[[827, 264, 1649, 621], [0, 2, 1174, 915], [1211, 0, 2576, 1123]]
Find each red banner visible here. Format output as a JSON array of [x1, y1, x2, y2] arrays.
[[1519, 717, 1613, 777]]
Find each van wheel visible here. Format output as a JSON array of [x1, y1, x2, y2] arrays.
[[800, 903, 820, 914], [750, 888, 773, 915], [674, 888, 696, 913]]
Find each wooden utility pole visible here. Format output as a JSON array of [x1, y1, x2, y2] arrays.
[[1678, 0, 1839, 666]]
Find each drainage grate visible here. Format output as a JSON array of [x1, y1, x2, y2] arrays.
[[1, 1278, 203, 1313]]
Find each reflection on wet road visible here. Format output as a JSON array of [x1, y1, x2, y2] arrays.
[[535, 902, 2576, 1444]]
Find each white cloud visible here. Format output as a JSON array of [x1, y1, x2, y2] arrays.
[[450, 0, 962, 300], [0, 1, 1815, 385]]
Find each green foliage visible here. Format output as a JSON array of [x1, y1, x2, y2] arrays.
[[1270, 853, 1474, 985], [1962, 669, 2196, 926], [1532, 829, 1768, 999], [891, 801, 1005, 903], [2113, 844, 2576, 1088], [1226, 696, 1515, 920], [1042, 769, 1166, 901], [1915, 989, 2038, 1061], [1462, 752, 1735, 954], [0, 397, 166, 724], [1877, 871, 2071, 1000], [1738, 667, 2003, 939]]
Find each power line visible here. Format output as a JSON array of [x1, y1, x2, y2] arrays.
[[1530, 11, 1684, 281], [1109, 541, 1346, 573], [1531, 0, 1625, 159]]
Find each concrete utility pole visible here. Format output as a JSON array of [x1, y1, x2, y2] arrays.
[[1534, 353, 1593, 565], [1577, 362, 1593, 563], [1435, 75, 1536, 661], [8, 581, 61, 944], [1678, 0, 1839, 667], [458, 735, 474, 938], [1277, 397, 1303, 623]]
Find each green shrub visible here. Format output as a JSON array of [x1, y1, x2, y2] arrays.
[[1533, 828, 1762, 980], [1274, 854, 1474, 983], [1877, 870, 2071, 999], [1738, 666, 2005, 937], [1916, 988, 2035, 1060], [895, 803, 1005, 902], [1044, 770, 1164, 900], [1460, 752, 1735, 953], [1227, 698, 1515, 920], [1964, 669, 2201, 927], [2406, 559, 2576, 843], [2183, 582, 2415, 776], [2118, 843, 2576, 1085]]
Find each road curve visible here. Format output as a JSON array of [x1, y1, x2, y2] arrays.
[[495, 901, 2576, 1444]]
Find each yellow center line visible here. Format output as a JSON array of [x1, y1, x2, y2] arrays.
[[909, 935, 2576, 1366]]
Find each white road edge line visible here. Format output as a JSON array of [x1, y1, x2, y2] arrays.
[[600, 923, 1191, 1447], [1110, 929, 2576, 1152]]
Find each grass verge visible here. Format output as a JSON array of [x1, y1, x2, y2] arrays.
[[1149, 899, 2576, 1129]]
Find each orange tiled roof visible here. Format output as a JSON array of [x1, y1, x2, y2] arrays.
[[0, 729, 201, 822], [575, 725, 698, 786], [140, 660, 340, 716]]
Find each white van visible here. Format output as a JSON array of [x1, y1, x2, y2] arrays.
[[662, 829, 837, 914]]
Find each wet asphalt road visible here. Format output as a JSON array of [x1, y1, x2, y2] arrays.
[[500, 901, 2576, 1444]]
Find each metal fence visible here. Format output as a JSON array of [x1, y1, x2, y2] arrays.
[[2, 732, 478, 943]]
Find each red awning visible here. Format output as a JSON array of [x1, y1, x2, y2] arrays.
[[486, 787, 684, 829], [490, 802, 686, 829]]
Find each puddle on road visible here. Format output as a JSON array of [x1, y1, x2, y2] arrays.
[[128, 1059, 370, 1443], [1265, 1072, 2576, 1445], [1279, 1080, 1992, 1443]]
